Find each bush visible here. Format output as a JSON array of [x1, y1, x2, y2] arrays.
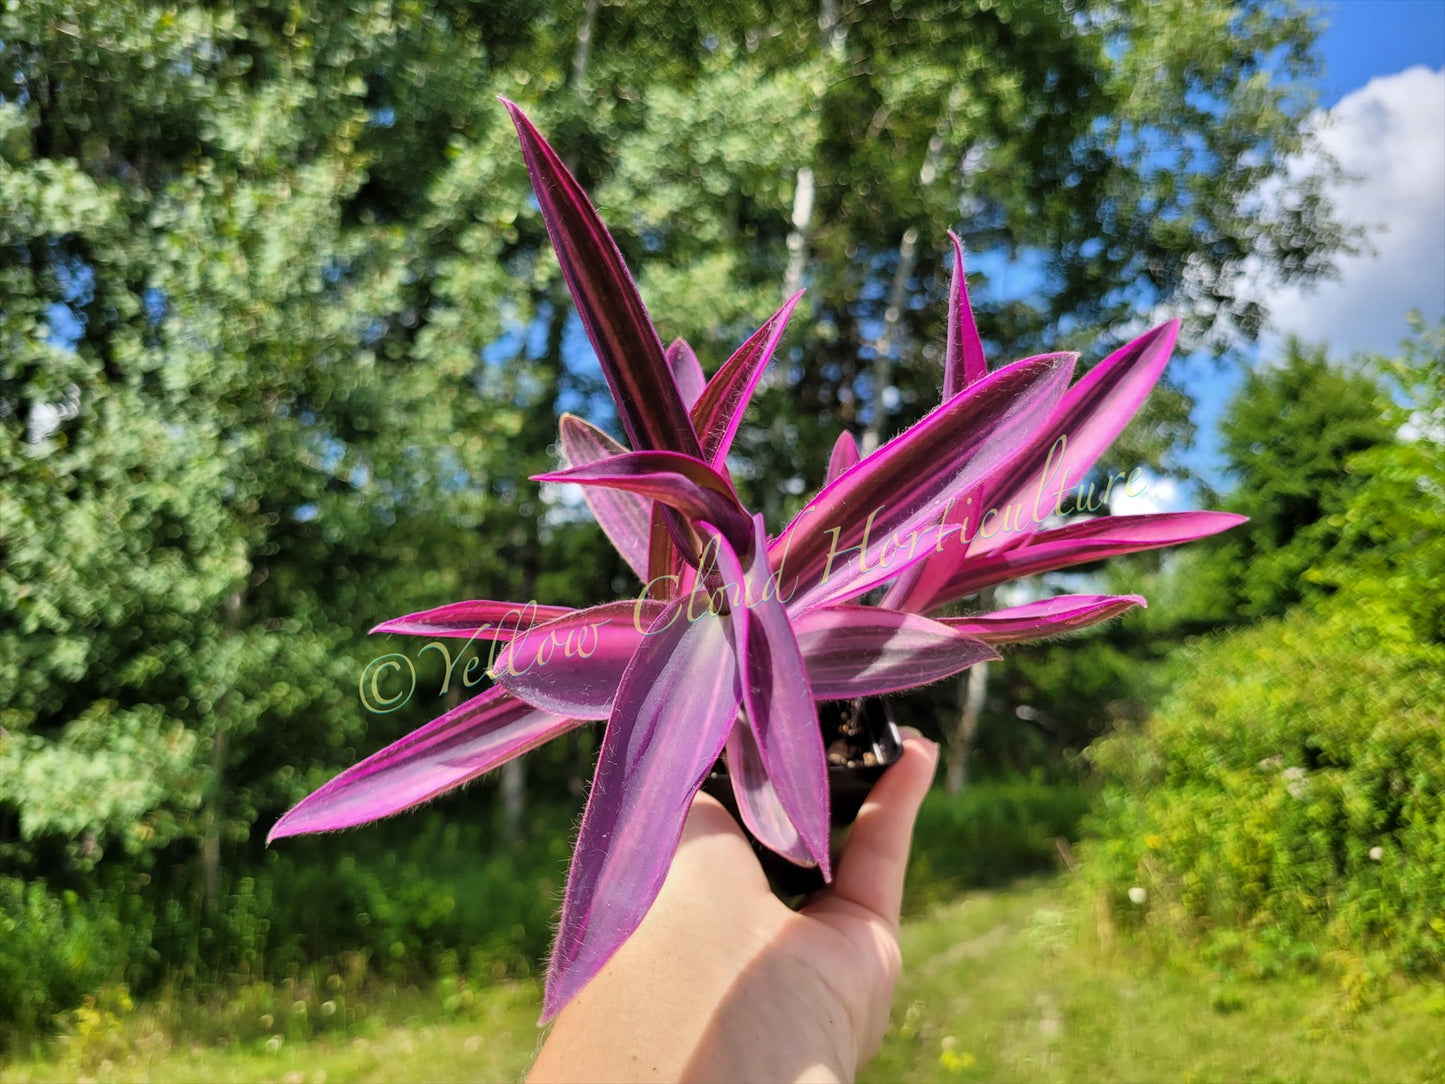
[[906, 777, 1089, 910], [0, 797, 577, 1048], [1083, 597, 1445, 980], [0, 877, 127, 1037], [253, 806, 573, 983]]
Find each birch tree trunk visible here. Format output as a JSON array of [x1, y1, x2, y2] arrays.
[[946, 660, 988, 793], [945, 584, 995, 792], [861, 226, 919, 454], [860, 90, 961, 453]]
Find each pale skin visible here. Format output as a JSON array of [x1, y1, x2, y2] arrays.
[[529, 729, 940, 1083]]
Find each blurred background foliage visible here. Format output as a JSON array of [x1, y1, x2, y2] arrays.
[[0, 0, 1438, 1053], [1085, 326, 1444, 985]]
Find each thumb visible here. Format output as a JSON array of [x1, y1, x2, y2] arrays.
[[824, 727, 938, 928]]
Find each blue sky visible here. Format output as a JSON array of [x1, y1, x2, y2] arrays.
[[1315, 0, 1445, 105], [1147, 0, 1445, 498]]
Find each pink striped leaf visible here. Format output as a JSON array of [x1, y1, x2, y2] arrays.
[[370, 599, 573, 639], [491, 601, 664, 718], [792, 606, 999, 699], [503, 100, 699, 457], [941, 593, 1145, 644], [943, 231, 988, 398], [691, 291, 804, 467], [713, 517, 829, 875], [268, 687, 579, 840], [968, 320, 1180, 559], [537, 451, 754, 561], [769, 352, 1074, 610], [558, 413, 652, 581], [917, 511, 1248, 609], [667, 338, 706, 410], [724, 721, 816, 868], [826, 431, 861, 484], [543, 599, 741, 1021]]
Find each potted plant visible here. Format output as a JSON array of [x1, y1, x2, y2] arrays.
[[270, 101, 1243, 1022], [702, 695, 903, 895]]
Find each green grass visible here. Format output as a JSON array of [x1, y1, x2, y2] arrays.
[[6, 876, 1443, 1083], [865, 879, 1445, 1084], [0, 980, 543, 1084]]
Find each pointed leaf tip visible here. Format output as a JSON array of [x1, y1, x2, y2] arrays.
[[941, 593, 1146, 644], [503, 100, 699, 458], [944, 232, 988, 397], [826, 431, 861, 484], [269, 688, 579, 841], [667, 338, 706, 410], [691, 291, 804, 467], [908, 510, 1248, 610]]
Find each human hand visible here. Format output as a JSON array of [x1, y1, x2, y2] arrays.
[[528, 728, 939, 1083]]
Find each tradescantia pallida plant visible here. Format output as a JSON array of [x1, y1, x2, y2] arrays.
[[270, 101, 1244, 1020]]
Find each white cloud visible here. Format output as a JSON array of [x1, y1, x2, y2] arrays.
[[1263, 66, 1445, 356], [1108, 469, 1184, 516]]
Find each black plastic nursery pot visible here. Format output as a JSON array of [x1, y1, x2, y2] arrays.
[[702, 697, 904, 897]]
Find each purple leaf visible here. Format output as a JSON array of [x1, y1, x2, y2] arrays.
[[503, 100, 699, 457], [969, 321, 1180, 558], [792, 606, 999, 699], [370, 599, 574, 639], [880, 236, 986, 607], [646, 503, 685, 593], [492, 601, 663, 718], [724, 723, 816, 867], [712, 517, 829, 874], [911, 511, 1248, 609], [543, 598, 741, 1020], [943, 232, 988, 399], [558, 414, 651, 581], [941, 593, 1145, 644], [886, 324, 1181, 609], [826, 431, 861, 484], [667, 338, 706, 410], [770, 352, 1075, 610], [691, 292, 804, 468], [268, 687, 578, 840], [537, 451, 753, 562]]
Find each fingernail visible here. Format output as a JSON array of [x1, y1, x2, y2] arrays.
[[897, 727, 939, 761]]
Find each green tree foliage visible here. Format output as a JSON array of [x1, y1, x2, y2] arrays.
[[1307, 318, 1445, 645], [0, 0, 545, 963], [582, 0, 1347, 507], [967, 322, 1435, 779], [1208, 341, 1397, 618]]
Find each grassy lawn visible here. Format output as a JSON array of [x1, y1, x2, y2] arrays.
[[866, 880, 1445, 1083], [6, 876, 1442, 1083], [0, 982, 545, 1084]]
